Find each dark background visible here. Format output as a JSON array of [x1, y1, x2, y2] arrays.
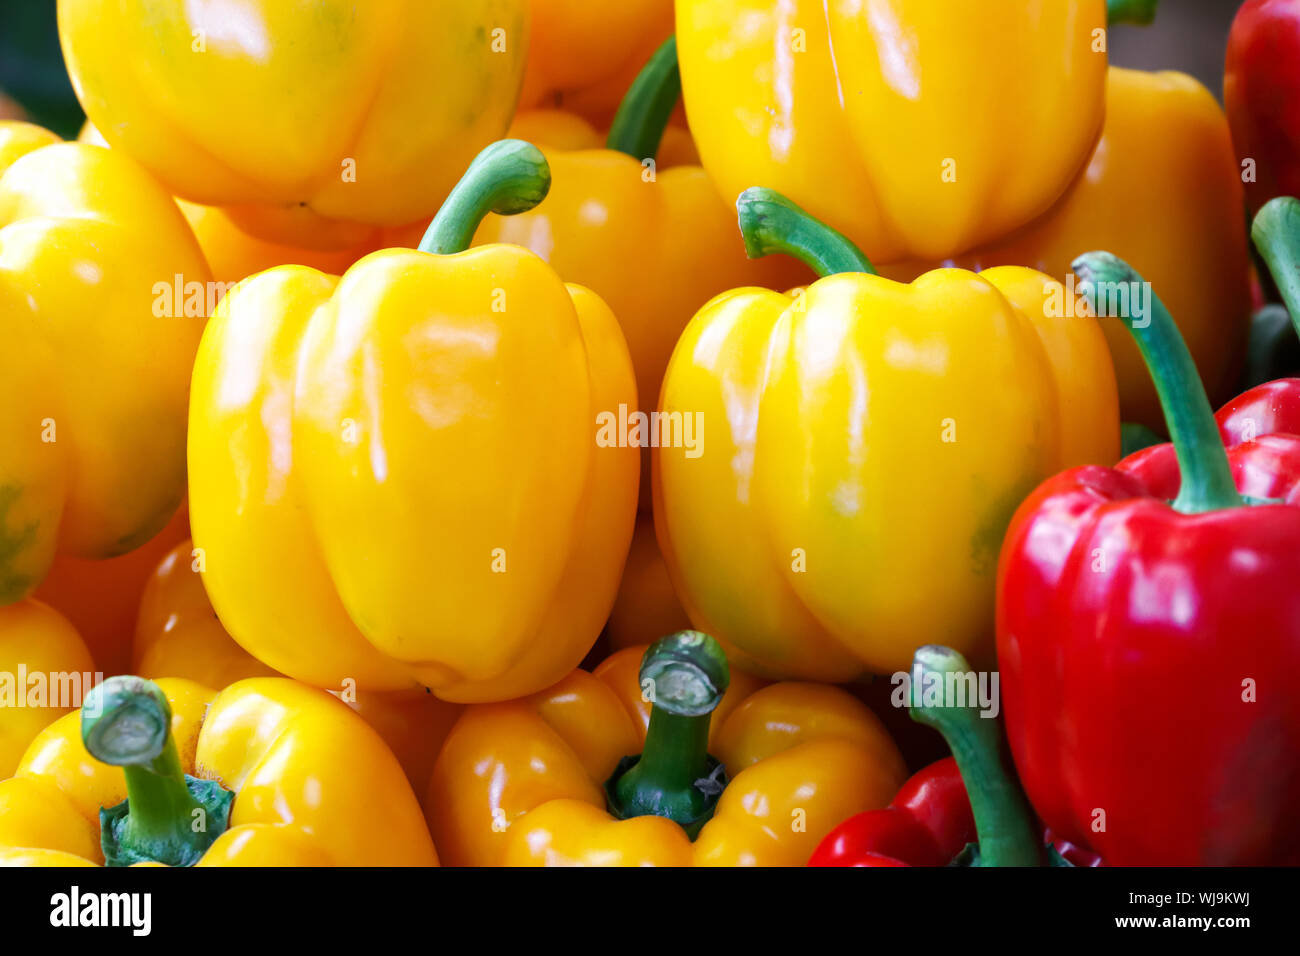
[[0, 0, 1254, 139]]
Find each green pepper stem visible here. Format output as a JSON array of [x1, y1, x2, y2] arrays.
[[1073, 251, 1241, 513], [737, 187, 876, 278], [606, 631, 730, 837], [82, 676, 231, 867], [1107, 0, 1158, 25], [908, 646, 1040, 867], [418, 139, 551, 255], [605, 36, 681, 162], [1251, 197, 1300, 342]]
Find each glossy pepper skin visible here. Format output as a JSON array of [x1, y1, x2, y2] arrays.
[[998, 251, 1300, 866], [675, 0, 1108, 264], [58, 0, 527, 249], [520, 0, 673, 124], [890, 68, 1250, 431], [427, 631, 907, 866], [189, 141, 638, 701], [1225, 0, 1300, 214], [132, 538, 462, 795], [477, 39, 810, 504], [0, 676, 436, 865], [655, 190, 1119, 682], [0, 600, 96, 778], [810, 758, 974, 867], [0, 123, 208, 604], [1215, 198, 1300, 445]]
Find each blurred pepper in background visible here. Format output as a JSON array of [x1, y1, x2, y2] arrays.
[[676, 0, 1109, 264], [58, 0, 529, 249]]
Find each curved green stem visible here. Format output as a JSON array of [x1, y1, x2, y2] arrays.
[[82, 677, 232, 867], [1251, 197, 1300, 341], [909, 646, 1040, 867], [418, 139, 551, 255], [606, 36, 681, 162], [1107, 0, 1158, 25], [606, 631, 730, 838], [737, 187, 876, 277], [1073, 251, 1241, 513]]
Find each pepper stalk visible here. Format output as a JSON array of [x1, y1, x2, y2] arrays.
[[418, 139, 551, 255], [1252, 196, 1300, 341], [908, 645, 1041, 867], [82, 676, 233, 867], [604, 631, 730, 839], [1073, 251, 1243, 514], [737, 186, 877, 277], [606, 36, 681, 163]]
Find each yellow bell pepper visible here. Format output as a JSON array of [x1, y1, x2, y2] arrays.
[[886, 68, 1250, 430], [189, 140, 638, 701], [0, 600, 96, 778], [654, 190, 1119, 682], [132, 537, 462, 795], [0, 122, 208, 604], [477, 39, 809, 503], [674, 0, 1111, 264], [521, 0, 673, 124], [0, 676, 436, 866], [58, 0, 528, 249], [427, 631, 906, 865]]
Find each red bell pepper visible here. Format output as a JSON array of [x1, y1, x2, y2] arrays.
[[809, 646, 1043, 868], [1225, 0, 1300, 214], [998, 248, 1300, 866]]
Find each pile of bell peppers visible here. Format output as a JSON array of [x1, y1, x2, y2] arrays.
[[0, 0, 1295, 871]]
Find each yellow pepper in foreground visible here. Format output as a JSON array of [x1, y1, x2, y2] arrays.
[[0, 122, 208, 604], [675, 0, 1109, 264], [189, 141, 638, 701], [0, 676, 436, 866], [0, 600, 95, 778], [885, 67, 1250, 429], [427, 631, 906, 865], [654, 190, 1119, 682], [58, 0, 528, 249]]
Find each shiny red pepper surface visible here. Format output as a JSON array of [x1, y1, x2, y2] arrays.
[[808, 758, 975, 867], [998, 251, 1300, 866]]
